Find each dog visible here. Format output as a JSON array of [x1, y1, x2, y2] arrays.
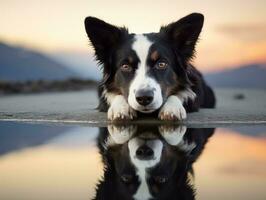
[[84, 13, 215, 121], [94, 125, 215, 199]]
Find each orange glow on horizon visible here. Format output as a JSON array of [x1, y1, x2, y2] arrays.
[[0, 146, 103, 200], [195, 128, 266, 200]]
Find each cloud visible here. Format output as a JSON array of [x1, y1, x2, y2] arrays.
[[216, 23, 266, 43]]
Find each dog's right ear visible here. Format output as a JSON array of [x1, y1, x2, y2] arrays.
[[84, 17, 127, 63], [160, 13, 204, 61]]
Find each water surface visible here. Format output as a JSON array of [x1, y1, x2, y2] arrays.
[[0, 122, 266, 200]]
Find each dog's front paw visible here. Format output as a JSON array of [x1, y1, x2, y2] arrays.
[[108, 95, 137, 121], [159, 96, 187, 120], [159, 125, 187, 145], [107, 125, 137, 144]]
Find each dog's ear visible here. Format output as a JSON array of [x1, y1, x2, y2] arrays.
[[84, 17, 128, 63], [160, 13, 204, 61]]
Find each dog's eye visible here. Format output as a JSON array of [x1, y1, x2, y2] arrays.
[[121, 174, 133, 183], [154, 176, 168, 184], [156, 61, 168, 69], [121, 64, 132, 72]]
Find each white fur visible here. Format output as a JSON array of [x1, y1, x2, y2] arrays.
[[159, 88, 196, 120], [128, 136, 163, 200], [128, 34, 163, 113], [102, 88, 117, 105], [107, 95, 137, 120]]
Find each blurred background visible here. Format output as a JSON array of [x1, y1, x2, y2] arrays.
[[0, 0, 266, 94]]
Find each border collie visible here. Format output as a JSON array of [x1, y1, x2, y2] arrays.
[[95, 125, 215, 199], [84, 13, 215, 121]]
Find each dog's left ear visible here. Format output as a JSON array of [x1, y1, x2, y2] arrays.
[[160, 13, 204, 60], [84, 17, 128, 63]]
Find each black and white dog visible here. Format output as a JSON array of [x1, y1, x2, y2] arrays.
[[95, 125, 215, 199], [84, 13, 215, 121]]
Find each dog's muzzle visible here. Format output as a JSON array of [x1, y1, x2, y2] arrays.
[[128, 79, 163, 113]]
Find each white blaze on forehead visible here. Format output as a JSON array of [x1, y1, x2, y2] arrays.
[[132, 34, 152, 77], [131, 34, 153, 90], [128, 34, 163, 112]]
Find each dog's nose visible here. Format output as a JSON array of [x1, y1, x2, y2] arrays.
[[135, 89, 153, 106], [136, 144, 154, 160]]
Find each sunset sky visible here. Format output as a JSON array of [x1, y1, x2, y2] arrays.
[[0, 0, 266, 72]]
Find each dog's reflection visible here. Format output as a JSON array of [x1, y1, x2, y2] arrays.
[[95, 125, 215, 200]]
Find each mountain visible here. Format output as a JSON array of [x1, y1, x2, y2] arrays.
[[0, 122, 70, 156], [204, 63, 266, 89], [229, 126, 266, 138], [49, 51, 101, 81], [0, 42, 80, 81]]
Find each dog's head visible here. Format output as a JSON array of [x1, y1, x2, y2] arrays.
[[85, 13, 203, 113]]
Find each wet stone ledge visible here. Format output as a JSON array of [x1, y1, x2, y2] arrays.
[[0, 88, 266, 128]]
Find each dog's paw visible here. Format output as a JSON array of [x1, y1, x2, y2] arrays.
[[158, 96, 187, 120], [107, 125, 137, 144], [159, 125, 187, 145], [108, 95, 137, 121]]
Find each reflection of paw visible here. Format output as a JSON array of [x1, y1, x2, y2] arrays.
[[107, 95, 137, 121], [159, 125, 187, 146], [159, 96, 186, 120], [107, 125, 137, 144]]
